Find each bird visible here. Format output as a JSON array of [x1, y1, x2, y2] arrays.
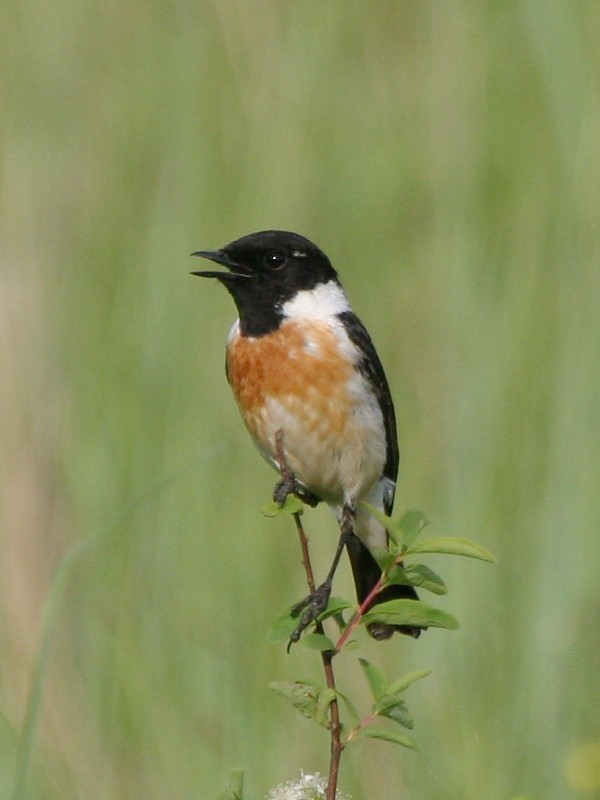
[[191, 230, 423, 642]]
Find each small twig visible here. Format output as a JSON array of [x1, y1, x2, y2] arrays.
[[292, 512, 316, 593], [334, 572, 386, 652], [343, 709, 379, 745]]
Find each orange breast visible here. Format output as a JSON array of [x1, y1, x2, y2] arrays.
[[227, 318, 353, 430], [225, 319, 386, 503]]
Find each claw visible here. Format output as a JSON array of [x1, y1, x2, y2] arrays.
[[273, 476, 320, 508], [287, 579, 332, 651]]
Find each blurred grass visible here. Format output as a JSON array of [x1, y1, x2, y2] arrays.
[[1, 1, 600, 798]]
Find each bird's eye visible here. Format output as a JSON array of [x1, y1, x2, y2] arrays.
[[264, 250, 287, 270]]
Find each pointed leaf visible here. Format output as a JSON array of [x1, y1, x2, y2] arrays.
[[403, 564, 447, 595], [379, 701, 414, 730], [397, 510, 429, 548], [387, 668, 432, 696], [360, 727, 419, 751], [359, 658, 386, 701], [300, 633, 335, 652], [362, 599, 459, 631], [405, 536, 495, 562], [261, 495, 304, 517]]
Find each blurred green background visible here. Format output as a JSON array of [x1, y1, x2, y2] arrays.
[[2, 2, 600, 798]]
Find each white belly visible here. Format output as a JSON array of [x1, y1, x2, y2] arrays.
[[254, 379, 387, 505]]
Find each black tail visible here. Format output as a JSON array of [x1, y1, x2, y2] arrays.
[[345, 533, 423, 641]]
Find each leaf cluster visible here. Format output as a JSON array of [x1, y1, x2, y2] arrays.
[[358, 507, 494, 634], [267, 506, 494, 645], [266, 506, 494, 756], [349, 660, 432, 751], [267, 661, 430, 753]]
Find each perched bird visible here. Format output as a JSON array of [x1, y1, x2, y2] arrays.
[[192, 231, 422, 641]]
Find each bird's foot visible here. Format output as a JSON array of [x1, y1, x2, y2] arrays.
[[273, 475, 319, 508], [287, 579, 332, 651]]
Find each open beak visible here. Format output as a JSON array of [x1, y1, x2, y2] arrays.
[[190, 250, 249, 280]]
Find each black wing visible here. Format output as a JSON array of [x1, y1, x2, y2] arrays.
[[338, 310, 399, 512], [340, 312, 423, 640]]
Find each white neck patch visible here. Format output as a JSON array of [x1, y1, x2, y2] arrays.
[[281, 280, 350, 322]]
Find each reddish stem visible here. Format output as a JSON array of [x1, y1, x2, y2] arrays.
[[334, 573, 386, 652]]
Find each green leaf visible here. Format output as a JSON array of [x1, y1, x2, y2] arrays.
[[318, 596, 353, 622], [379, 700, 414, 730], [405, 536, 495, 562], [359, 658, 387, 700], [317, 687, 337, 721], [362, 599, 459, 631], [397, 510, 429, 549], [300, 633, 335, 651], [261, 495, 304, 517], [269, 681, 329, 728], [385, 563, 447, 595], [371, 545, 397, 571], [385, 565, 409, 586], [360, 726, 419, 751], [369, 669, 430, 731], [360, 505, 428, 550], [266, 606, 298, 642], [387, 668, 432, 696], [216, 769, 244, 800], [403, 564, 447, 595]]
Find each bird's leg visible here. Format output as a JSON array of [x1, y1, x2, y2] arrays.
[[272, 430, 320, 508], [288, 503, 356, 647]]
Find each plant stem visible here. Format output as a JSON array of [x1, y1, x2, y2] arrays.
[[292, 512, 343, 800], [334, 573, 386, 652], [292, 511, 316, 593]]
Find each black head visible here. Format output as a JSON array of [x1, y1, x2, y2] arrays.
[[191, 230, 340, 336]]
